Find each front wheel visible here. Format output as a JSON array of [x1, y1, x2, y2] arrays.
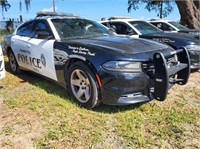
[[67, 61, 100, 108], [8, 50, 21, 74]]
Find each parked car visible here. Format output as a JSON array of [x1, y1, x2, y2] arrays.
[[101, 17, 200, 70], [2, 12, 190, 108], [0, 45, 6, 79], [149, 19, 200, 35]]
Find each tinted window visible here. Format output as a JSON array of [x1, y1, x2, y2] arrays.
[[169, 21, 188, 30], [31, 20, 53, 38], [16, 21, 33, 37], [110, 22, 137, 35], [129, 21, 162, 35], [151, 22, 175, 31]]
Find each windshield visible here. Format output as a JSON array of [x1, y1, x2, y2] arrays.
[[129, 21, 162, 35], [51, 18, 112, 39], [168, 21, 188, 30]]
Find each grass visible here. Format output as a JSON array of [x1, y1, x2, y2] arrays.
[[0, 35, 200, 148]]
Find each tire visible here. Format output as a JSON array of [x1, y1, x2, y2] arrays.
[[8, 50, 21, 74], [67, 61, 100, 109]]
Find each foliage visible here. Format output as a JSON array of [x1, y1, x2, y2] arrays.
[[24, 0, 31, 11], [0, 0, 10, 15], [128, 0, 175, 18], [0, 0, 31, 13]]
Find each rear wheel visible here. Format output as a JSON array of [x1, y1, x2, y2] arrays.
[[67, 61, 100, 108], [8, 50, 21, 74]]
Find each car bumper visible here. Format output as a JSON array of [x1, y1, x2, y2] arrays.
[[99, 48, 190, 105], [100, 71, 153, 105]]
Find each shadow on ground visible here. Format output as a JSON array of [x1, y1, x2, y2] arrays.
[[4, 61, 149, 113]]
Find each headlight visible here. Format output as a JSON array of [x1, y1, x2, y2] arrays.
[[102, 61, 142, 72], [189, 32, 200, 36], [185, 45, 200, 51]]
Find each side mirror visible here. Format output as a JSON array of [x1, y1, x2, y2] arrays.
[[35, 31, 52, 39]]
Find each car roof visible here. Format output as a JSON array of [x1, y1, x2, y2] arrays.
[[149, 19, 173, 22], [101, 18, 144, 23]]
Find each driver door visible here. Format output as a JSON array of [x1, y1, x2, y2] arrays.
[[26, 20, 58, 81]]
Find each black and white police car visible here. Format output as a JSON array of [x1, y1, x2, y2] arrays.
[[0, 45, 5, 80], [101, 17, 200, 70], [2, 12, 190, 108], [149, 19, 200, 35]]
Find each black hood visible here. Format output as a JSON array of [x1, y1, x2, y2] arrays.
[[144, 32, 199, 43], [178, 29, 200, 36], [178, 28, 200, 33], [65, 36, 170, 55]]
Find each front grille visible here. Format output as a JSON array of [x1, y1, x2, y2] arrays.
[[166, 55, 178, 68], [143, 62, 154, 79], [143, 55, 178, 79]]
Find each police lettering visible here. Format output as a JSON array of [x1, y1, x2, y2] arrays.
[[18, 54, 41, 69]]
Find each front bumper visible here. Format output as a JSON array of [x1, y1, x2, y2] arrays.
[[100, 48, 190, 105]]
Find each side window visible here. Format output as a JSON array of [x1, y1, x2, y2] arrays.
[[102, 22, 110, 28], [152, 22, 175, 31], [151, 22, 162, 29], [16, 21, 33, 37], [31, 20, 53, 38], [160, 23, 175, 31], [110, 22, 137, 35]]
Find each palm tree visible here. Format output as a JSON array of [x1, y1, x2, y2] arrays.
[[24, 0, 31, 11], [0, 0, 10, 16]]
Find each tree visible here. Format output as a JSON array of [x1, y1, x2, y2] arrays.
[[0, 0, 10, 16], [128, 0, 174, 19], [24, 0, 31, 11], [128, 0, 200, 29], [0, 0, 31, 14], [175, 0, 200, 29]]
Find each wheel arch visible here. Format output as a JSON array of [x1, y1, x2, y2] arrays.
[[65, 58, 101, 84], [64, 57, 102, 100], [6, 46, 13, 56]]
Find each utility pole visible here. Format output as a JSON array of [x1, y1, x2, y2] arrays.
[[53, 0, 56, 13]]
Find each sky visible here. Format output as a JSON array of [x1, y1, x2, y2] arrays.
[[1, 0, 180, 22]]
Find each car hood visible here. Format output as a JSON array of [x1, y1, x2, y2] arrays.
[[65, 36, 170, 55], [178, 29, 200, 35], [144, 32, 199, 43]]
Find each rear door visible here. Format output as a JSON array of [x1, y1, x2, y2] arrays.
[[11, 20, 34, 70]]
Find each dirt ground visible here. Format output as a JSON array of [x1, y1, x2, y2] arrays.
[[0, 69, 199, 148]]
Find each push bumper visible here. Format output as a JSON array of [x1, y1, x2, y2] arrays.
[[100, 48, 190, 105], [153, 48, 190, 100]]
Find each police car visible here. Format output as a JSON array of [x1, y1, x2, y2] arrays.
[[2, 12, 190, 108], [149, 19, 200, 35], [101, 17, 200, 70], [0, 45, 6, 80]]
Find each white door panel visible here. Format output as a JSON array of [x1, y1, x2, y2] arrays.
[[26, 38, 58, 81], [11, 35, 31, 69], [11, 35, 57, 81]]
